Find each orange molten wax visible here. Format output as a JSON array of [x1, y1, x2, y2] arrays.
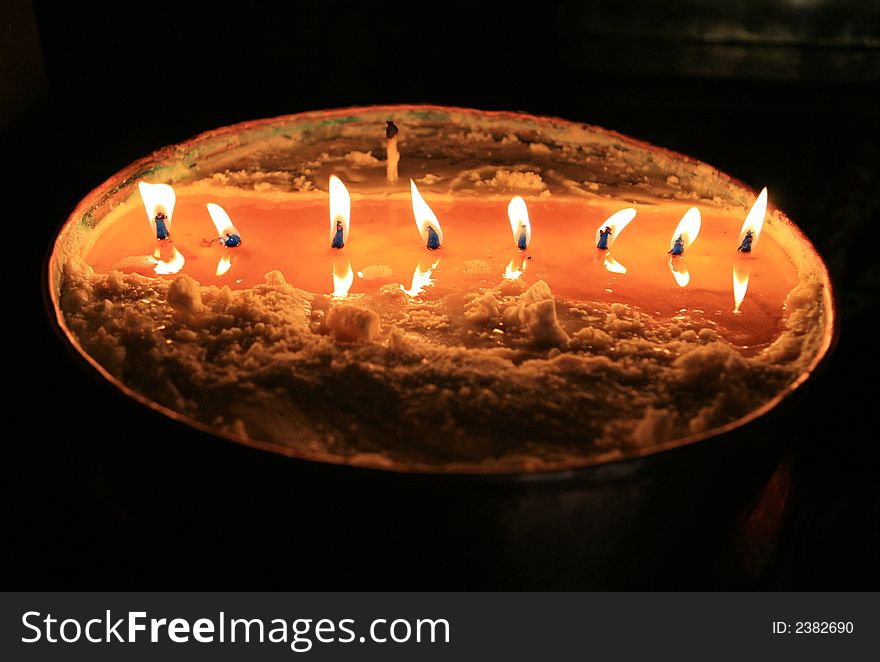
[[87, 192, 798, 349]]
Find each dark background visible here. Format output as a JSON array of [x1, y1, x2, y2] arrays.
[[4, 0, 878, 588]]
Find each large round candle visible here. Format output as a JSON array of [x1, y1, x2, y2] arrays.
[[49, 106, 835, 473]]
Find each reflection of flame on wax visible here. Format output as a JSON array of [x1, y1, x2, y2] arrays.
[[595, 207, 636, 249], [504, 257, 527, 280], [669, 258, 690, 287], [401, 260, 439, 297], [153, 246, 185, 275], [507, 196, 531, 249], [669, 207, 702, 253], [738, 187, 768, 252], [332, 257, 354, 298], [216, 255, 233, 277], [138, 182, 176, 237], [329, 175, 351, 247], [410, 180, 443, 248], [603, 255, 627, 274], [733, 263, 750, 313]]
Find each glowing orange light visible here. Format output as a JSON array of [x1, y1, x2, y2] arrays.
[[669, 258, 690, 288], [332, 258, 354, 298], [401, 260, 439, 297], [216, 255, 233, 277], [604, 256, 627, 274], [152, 246, 185, 275], [733, 263, 750, 313], [504, 257, 527, 280]]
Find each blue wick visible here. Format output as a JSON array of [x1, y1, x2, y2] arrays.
[[597, 226, 612, 250], [669, 235, 685, 256], [426, 226, 441, 250], [154, 213, 170, 240], [223, 233, 242, 248], [331, 221, 345, 249], [738, 230, 754, 253], [517, 227, 528, 250]]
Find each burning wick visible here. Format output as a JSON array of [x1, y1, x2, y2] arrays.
[[386, 120, 399, 183], [410, 180, 443, 250], [595, 208, 635, 251], [667, 207, 702, 257], [222, 232, 241, 248], [138, 181, 176, 242], [426, 226, 441, 250], [737, 187, 768, 254], [329, 175, 351, 249], [507, 196, 531, 251], [206, 203, 243, 249], [331, 220, 345, 249], [154, 212, 170, 240]]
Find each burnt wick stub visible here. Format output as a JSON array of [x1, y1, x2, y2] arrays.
[[222, 233, 242, 248], [154, 212, 170, 240], [331, 220, 345, 249], [669, 234, 685, 256], [738, 230, 754, 253], [386, 120, 399, 139], [426, 226, 441, 250], [597, 226, 612, 250]]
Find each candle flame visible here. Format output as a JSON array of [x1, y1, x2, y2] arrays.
[[410, 180, 443, 248], [603, 256, 628, 274], [332, 258, 354, 298], [504, 256, 527, 280], [595, 208, 636, 249], [216, 255, 233, 277], [138, 182, 176, 237], [401, 259, 439, 297], [733, 263, 750, 313], [153, 246, 185, 275], [329, 175, 351, 248], [669, 207, 702, 253], [207, 202, 241, 242], [507, 196, 531, 250], [669, 258, 690, 287], [738, 187, 768, 252]]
